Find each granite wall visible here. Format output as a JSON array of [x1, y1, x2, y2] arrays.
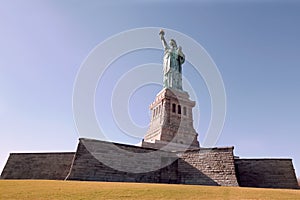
[[1, 152, 74, 180], [66, 138, 177, 183], [235, 158, 299, 189], [178, 147, 238, 186], [66, 138, 237, 186], [1, 138, 298, 189]]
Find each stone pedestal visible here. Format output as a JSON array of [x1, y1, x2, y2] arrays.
[[142, 88, 199, 151]]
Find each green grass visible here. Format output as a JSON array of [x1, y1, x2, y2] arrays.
[[0, 180, 299, 200]]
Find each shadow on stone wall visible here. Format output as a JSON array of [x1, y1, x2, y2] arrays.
[[235, 159, 299, 189], [1, 152, 74, 180]]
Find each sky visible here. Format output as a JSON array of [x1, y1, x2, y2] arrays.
[[0, 0, 300, 177]]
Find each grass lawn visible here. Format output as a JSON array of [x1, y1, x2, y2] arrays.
[[0, 180, 299, 200]]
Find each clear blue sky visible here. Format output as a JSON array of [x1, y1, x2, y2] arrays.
[[1, 0, 300, 177]]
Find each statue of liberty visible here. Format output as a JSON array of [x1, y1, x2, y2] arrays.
[[159, 29, 185, 90]]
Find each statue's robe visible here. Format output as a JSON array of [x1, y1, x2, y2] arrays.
[[163, 47, 184, 90]]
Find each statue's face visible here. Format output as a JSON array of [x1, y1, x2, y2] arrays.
[[169, 40, 176, 48]]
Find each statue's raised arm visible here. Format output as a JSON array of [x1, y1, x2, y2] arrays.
[[159, 29, 168, 50]]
